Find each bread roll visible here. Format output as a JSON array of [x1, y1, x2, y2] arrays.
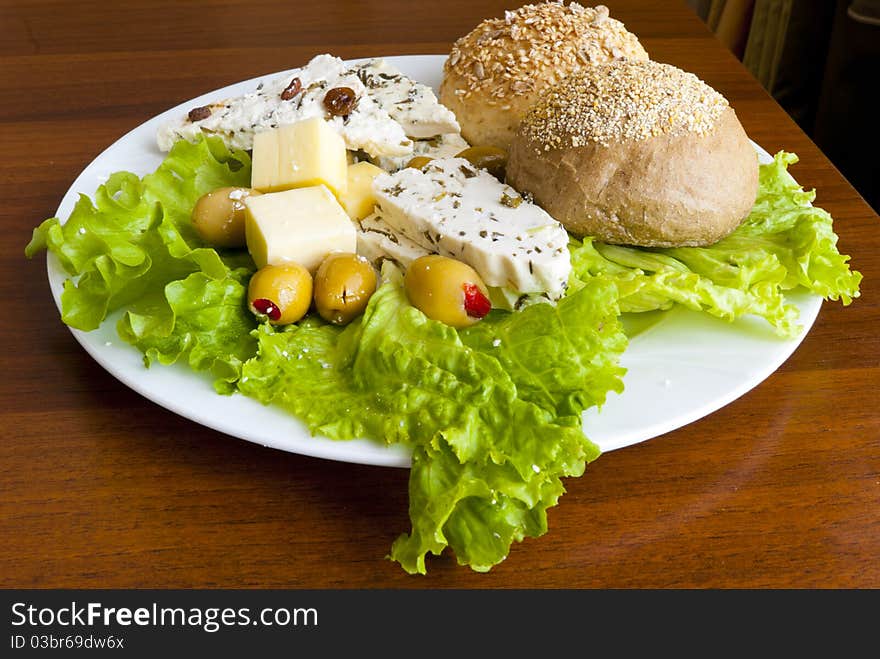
[[506, 60, 759, 247], [440, 2, 648, 150]]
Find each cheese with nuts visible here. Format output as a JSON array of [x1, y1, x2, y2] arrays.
[[349, 59, 460, 139], [156, 54, 413, 158], [244, 185, 356, 272], [371, 157, 570, 299]]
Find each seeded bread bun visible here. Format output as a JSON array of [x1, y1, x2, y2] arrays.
[[440, 2, 648, 150], [506, 59, 759, 247]]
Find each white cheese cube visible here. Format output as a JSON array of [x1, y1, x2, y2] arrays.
[[372, 158, 571, 299], [244, 185, 356, 272], [251, 118, 348, 197]]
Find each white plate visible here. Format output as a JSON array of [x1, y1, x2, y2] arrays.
[[46, 54, 821, 467]]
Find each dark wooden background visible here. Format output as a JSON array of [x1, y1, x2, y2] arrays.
[[1, 0, 877, 587]]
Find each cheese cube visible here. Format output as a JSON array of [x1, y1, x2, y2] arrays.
[[339, 162, 385, 221], [250, 118, 348, 197], [244, 185, 356, 272]]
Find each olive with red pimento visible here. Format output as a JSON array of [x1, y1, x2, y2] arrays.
[[404, 255, 492, 328], [247, 263, 313, 326]]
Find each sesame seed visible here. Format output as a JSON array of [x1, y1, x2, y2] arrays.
[[444, 2, 648, 100], [519, 59, 729, 150]]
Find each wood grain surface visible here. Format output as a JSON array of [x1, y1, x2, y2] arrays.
[[2, 0, 877, 588]]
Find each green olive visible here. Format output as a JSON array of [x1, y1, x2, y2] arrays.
[[455, 146, 507, 179], [247, 263, 313, 325], [404, 255, 492, 328], [313, 253, 377, 325], [406, 156, 434, 170], [191, 186, 261, 248]]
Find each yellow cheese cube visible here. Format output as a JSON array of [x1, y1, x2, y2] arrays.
[[244, 185, 356, 272], [339, 162, 385, 221], [250, 118, 348, 197]]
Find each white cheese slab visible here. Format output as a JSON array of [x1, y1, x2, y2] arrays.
[[157, 54, 413, 159], [350, 59, 460, 139], [356, 211, 430, 268], [373, 132, 470, 172], [372, 157, 571, 299]]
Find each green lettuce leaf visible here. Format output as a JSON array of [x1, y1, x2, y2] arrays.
[[26, 137, 252, 331], [26, 137, 257, 383], [239, 269, 626, 573], [569, 152, 862, 337], [392, 277, 625, 573], [118, 269, 258, 391]]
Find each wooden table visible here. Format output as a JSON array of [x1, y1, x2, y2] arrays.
[[2, 0, 877, 589]]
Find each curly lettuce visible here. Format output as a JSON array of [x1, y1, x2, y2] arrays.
[[26, 137, 257, 383], [570, 152, 862, 337], [239, 267, 626, 573]]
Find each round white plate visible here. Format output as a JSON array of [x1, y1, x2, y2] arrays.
[[47, 54, 821, 467]]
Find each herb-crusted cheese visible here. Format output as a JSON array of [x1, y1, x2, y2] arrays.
[[356, 211, 566, 311], [374, 132, 470, 172], [350, 59, 460, 139], [156, 54, 413, 159], [372, 157, 571, 299], [356, 211, 430, 268]]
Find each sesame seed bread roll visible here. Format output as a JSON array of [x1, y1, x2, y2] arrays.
[[506, 60, 760, 247], [440, 2, 648, 150]]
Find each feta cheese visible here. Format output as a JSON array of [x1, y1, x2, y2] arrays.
[[356, 211, 430, 268], [373, 132, 470, 172], [157, 54, 412, 159], [244, 185, 356, 272], [251, 118, 348, 196], [371, 158, 570, 299], [349, 59, 460, 138], [356, 212, 561, 311]]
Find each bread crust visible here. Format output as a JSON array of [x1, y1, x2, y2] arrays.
[[507, 105, 759, 247], [439, 75, 530, 148], [439, 3, 648, 149]]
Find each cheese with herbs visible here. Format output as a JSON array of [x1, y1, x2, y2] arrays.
[[356, 211, 430, 268], [373, 132, 470, 172], [371, 158, 570, 299], [349, 59, 460, 139], [156, 54, 413, 158]]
